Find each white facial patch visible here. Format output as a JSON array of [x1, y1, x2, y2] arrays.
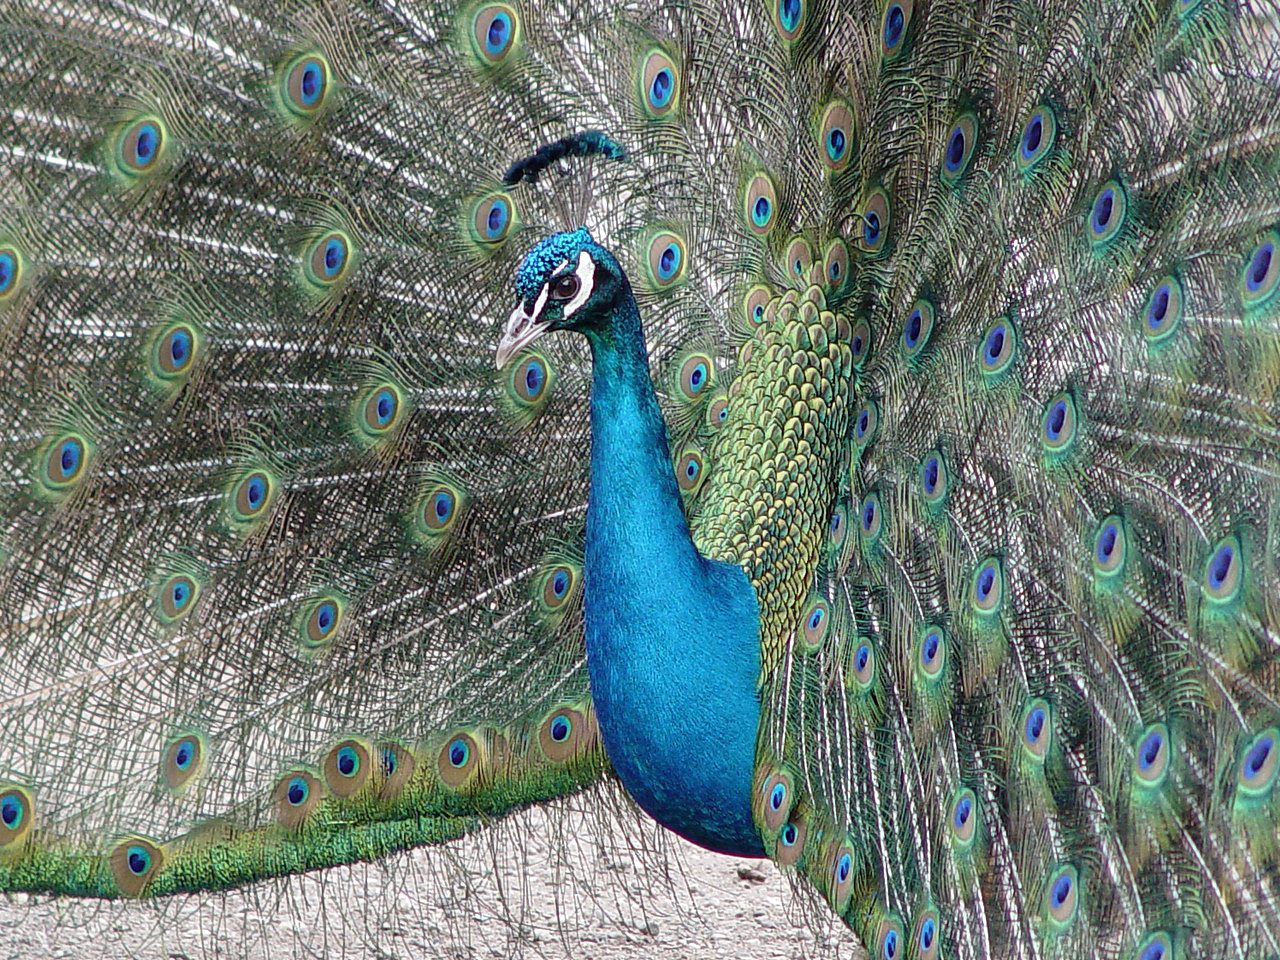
[[529, 283, 550, 324], [560, 250, 595, 319]]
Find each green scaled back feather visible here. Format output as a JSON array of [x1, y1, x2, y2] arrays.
[[3, 0, 1280, 958]]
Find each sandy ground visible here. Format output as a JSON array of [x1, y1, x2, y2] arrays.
[[0, 800, 868, 960]]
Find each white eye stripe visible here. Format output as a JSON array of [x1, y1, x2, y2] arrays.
[[532, 257, 568, 315], [530, 284, 550, 322], [561, 250, 595, 318]]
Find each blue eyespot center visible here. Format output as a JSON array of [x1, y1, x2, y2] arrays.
[[550, 715, 571, 742], [301, 62, 322, 103], [337, 746, 358, 776], [780, 0, 802, 31], [315, 602, 336, 634], [486, 13, 510, 53], [434, 491, 453, 521], [827, 128, 846, 160], [905, 309, 922, 347], [1209, 544, 1234, 590], [923, 630, 940, 665], [836, 852, 851, 882], [984, 325, 1006, 365], [552, 569, 570, 598], [1092, 189, 1115, 234], [1139, 731, 1163, 771], [1149, 286, 1170, 326], [323, 238, 344, 276], [1026, 707, 1046, 744], [922, 457, 939, 495], [781, 823, 797, 844], [976, 567, 995, 601], [59, 439, 82, 478], [863, 211, 881, 245], [945, 127, 965, 171], [487, 203, 507, 235], [1095, 520, 1127, 574], [862, 499, 876, 531], [174, 741, 193, 769], [127, 846, 151, 875], [169, 330, 191, 366], [920, 918, 935, 949], [0, 252, 14, 292], [1249, 242, 1274, 291], [135, 124, 158, 164], [1100, 524, 1122, 562], [658, 244, 681, 279], [770, 782, 786, 810], [1022, 114, 1043, 157], [855, 644, 871, 673], [524, 361, 544, 395], [954, 795, 972, 829], [884, 5, 905, 48], [1, 796, 23, 828], [287, 777, 308, 805], [1245, 736, 1274, 781], [1140, 942, 1167, 960], [1046, 400, 1067, 440], [245, 476, 265, 509], [753, 196, 771, 224], [1051, 873, 1072, 908], [882, 929, 898, 959], [381, 749, 398, 776], [449, 739, 469, 767], [651, 68, 673, 107]]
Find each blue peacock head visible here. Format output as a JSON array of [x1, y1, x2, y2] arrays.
[[494, 131, 630, 368], [496, 227, 626, 368]]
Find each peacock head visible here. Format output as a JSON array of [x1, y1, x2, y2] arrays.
[[496, 227, 626, 368]]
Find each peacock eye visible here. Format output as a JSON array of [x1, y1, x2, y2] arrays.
[[551, 274, 580, 300]]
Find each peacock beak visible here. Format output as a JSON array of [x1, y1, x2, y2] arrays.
[[496, 303, 550, 369]]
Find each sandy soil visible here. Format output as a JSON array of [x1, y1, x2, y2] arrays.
[[0, 801, 868, 960]]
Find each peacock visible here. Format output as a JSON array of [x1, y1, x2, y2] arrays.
[[2, 0, 1279, 957]]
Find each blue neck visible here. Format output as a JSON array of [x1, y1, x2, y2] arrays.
[[581, 285, 764, 857]]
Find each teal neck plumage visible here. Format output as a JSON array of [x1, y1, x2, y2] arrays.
[[582, 281, 764, 857]]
